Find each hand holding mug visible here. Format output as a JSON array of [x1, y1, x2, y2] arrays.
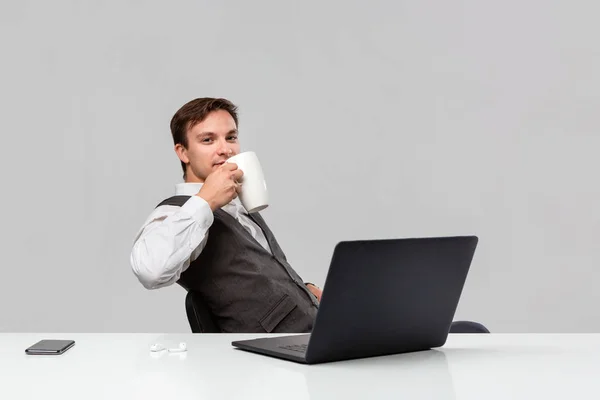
[[197, 163, 244, 211]]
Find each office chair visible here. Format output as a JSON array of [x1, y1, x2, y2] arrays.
[[185, 290, 220, 333], [449, 320, 490, 333]]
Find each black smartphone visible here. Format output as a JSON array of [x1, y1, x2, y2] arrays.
[[25, 339, 75, 355]]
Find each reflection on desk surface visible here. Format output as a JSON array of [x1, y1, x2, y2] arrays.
[[2, 333, 600, 400]]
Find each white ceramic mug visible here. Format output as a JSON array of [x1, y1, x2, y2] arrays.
[[226, 151, 269, 213]]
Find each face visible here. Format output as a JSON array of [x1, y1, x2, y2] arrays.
[[175, 109, 240, 182]]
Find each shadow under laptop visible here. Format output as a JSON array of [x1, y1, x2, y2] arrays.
[[231, 348, 457, 400], [303, 349, 455, 400]]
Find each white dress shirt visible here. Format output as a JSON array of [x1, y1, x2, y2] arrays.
[[130, 182, 272, 290]]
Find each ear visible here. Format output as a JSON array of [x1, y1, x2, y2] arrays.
[[174, 143, 190, 164]]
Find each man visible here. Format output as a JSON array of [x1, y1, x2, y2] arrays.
[[130, 97, 322, 333]]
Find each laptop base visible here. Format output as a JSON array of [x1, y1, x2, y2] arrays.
[[232, 334, 310, 364]]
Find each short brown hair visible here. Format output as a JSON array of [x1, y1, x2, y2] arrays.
[[170, 97, 239, 176]]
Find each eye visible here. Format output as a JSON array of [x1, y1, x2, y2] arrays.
[[227, 135, 238, 141], [201, 137, 213, 143]]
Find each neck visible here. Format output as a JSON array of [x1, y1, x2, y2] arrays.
[[185, 177, 204, 183], [184, 171, 205, 183]]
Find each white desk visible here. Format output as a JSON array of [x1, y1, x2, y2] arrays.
[[1, 333, 599, 399]]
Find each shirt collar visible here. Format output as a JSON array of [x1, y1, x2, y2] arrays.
[[175, 182, 203, 196]]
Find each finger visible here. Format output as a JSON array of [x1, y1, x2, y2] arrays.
[[232, 169, 244, 181], [235, 182, 242, 193], [222, 162, 238, 171]]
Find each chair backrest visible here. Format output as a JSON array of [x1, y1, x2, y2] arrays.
[[185, 290, 220, 333], [449, 320, 490, 333]]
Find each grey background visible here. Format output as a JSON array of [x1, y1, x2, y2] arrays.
[[1, 0, 598, 333]]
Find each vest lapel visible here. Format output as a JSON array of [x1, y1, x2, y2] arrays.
[[215, 210, 274, 256], [248, 213, 285, 260]]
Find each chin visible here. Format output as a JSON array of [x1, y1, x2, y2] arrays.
[[186, 168, 210, 183]]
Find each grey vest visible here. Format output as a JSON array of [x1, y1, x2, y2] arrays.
[[157, 196, 319, 333]]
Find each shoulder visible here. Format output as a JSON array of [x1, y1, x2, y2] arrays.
[[138, 195, 195, 227], [155, 195, 192, 208]]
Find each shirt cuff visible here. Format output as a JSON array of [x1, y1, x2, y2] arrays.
[[180, 195, 214, 228]]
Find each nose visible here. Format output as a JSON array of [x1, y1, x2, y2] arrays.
[[217, 143, 233, 157]]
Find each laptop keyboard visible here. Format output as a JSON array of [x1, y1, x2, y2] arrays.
[[278, 344, 308, 353]]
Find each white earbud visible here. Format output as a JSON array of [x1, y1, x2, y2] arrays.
[[149, 343, 166, 352], [168, 342, 187, 353], [150, 342, 187, 353]]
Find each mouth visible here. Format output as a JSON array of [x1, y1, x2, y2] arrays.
[[213, 160, 227, 167]]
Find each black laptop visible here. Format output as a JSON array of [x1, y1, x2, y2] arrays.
[[232, 235, 478, 364]]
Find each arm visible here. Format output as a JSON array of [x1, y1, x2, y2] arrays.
[[130, 196, 214, 290], [131, 163, 244, 289]]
